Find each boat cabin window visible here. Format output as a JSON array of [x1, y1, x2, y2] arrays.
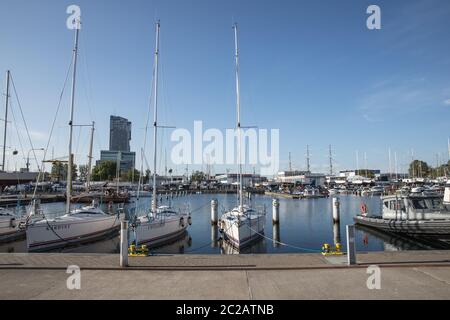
[[386, 200, 405, 211], [429, 198, 443, 210], [412, 199, 427, 210]]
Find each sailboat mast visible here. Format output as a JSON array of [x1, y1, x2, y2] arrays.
[[152, 21, 160, 212], [86, 121, 95, 192], [2, 70, 10, 172], [233, 23, 243, 211], [66, 22, 80, 214]]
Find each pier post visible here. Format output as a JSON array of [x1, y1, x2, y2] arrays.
[[211, 199, 218, 225], [346, 225, 356, 265], [272, 198, 280, 224], [332, 197, 340, 222], [120, 220, 129, 268]]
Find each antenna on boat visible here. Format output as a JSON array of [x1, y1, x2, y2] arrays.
[[2, 70, 10, 172], [152, 20, 161, 213], [233, 23, 243, 212], [66, 18, 80, 214]]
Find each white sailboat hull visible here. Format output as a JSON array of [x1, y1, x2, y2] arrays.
[[134, 213, 189, 247], [26, 213, 122, 251], [221, 213, 265, 248]]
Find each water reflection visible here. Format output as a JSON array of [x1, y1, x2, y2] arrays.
[[220, 238, 267, 254], [211, 225, 219, 248], [272, 223, 280, 248], [333, 221, 341, 246]]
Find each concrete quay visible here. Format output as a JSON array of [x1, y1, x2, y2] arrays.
[[0, 250, 449, 299]]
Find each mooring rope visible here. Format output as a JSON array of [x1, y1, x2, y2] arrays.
[[245, 224, 322, 253]]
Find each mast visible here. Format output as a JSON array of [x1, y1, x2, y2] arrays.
[[66, 21, 80, 214], [328, 145, 333, 175], [86, 121, 94, 191], [116, 151, 120, 193], [152, 21, 160, 212], [448, 137, 450, 162], [306, 145, 310, 173], [2, 70, 10, 172], [288, 152, 292, 172], [394, 151, 398, 180], [233, 23, 243, 211]]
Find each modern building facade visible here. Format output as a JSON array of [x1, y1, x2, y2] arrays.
[[109, 116, 132, 152], [98, 150, 135, 172], [98, 116, 135, 173]]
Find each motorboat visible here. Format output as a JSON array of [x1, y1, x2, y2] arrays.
[[354, 193, 450, 235]]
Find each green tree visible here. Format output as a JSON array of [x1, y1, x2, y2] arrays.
[[191, 171, 206, 183], [51, 162, 65, 182], [91, 161, 117, 181], [78, 164, 89, 182], [50, 162, 77, 181], [144, 169, 151, 184], [120, 168, 140, 182], [409, 160, 430, 178]]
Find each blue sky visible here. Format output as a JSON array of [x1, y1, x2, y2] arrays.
[[1, 0, 449, 176]]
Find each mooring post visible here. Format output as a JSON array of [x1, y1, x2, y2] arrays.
[[120, 220, 129, 268], [211, 199, 218, 225], [346, 225, 356, 265], [272, 198, 280, 224], [332, 197, 340, 222]]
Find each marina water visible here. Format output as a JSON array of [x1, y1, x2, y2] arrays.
[[1, 194, 448, 254]]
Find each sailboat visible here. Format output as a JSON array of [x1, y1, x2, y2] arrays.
[[131, 21, 190, 247], [218, 24, 266, 249], [0, 208, 26, 242], [25, 20, 123, 252]]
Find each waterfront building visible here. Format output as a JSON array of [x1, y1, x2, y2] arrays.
[[97, 115, 136, 172], [276, 171, 326, 186]]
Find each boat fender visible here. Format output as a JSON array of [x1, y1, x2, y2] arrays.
[[179, 217, 185, 228], [188, 216, 192, 225], [9, 218, 16, 228], [218, 220, 224, 232]]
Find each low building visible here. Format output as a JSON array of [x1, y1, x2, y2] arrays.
[[97, 150, 136, 172], [215, 173, 265, 187], [276, 171, 326, 186]]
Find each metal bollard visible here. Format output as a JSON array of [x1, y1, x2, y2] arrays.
[[120, 220, 129, 267], [211, 199, 218, 225], [346, 225, 356, 265], [272, 198, 280, 224], [332, 197, 340, 222]]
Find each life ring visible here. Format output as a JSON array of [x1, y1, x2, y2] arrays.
[[360, 203, 368, 215], [179, 217, 185, 228]]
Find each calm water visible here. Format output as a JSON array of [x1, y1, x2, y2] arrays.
[[1, 194, 449, 254]]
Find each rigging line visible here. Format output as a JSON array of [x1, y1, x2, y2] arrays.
[[74, 125, 82, 158], [245, 224, 322, 253], [29, 57, 74, 201], [79, 35, 101, 147], [8, 100, 26, 170], [8, 74, 40, 171], [136, 56, 156, 199], [184, 220, 235, 254]]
